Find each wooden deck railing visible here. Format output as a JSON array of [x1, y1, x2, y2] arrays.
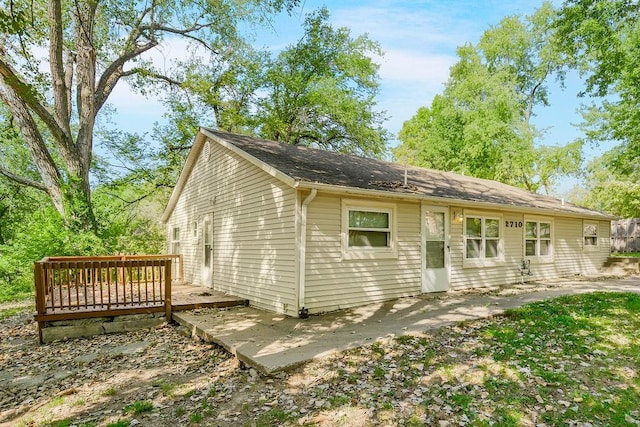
[[34, 255, 183, 330]]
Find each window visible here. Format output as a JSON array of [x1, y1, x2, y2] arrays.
[[342, 200, 396, 259], [465, 216, 501, 260], [171, 227, 181, 254], [348, 210, 390, 247], [525, 220, 552, 257], [584, 222, 598, 247]]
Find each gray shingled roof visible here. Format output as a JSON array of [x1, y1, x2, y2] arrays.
[[205, 128, 612, 219]]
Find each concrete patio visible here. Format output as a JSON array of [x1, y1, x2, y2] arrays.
[[173, 275, 640, 375]]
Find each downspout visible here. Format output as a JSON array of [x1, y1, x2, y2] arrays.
[[298, 188, 317, 318]]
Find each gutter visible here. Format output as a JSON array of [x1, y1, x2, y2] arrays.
[[293, 181, 615, 222], [297, 188, 317, 318]]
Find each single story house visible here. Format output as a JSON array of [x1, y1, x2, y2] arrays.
[[161, 128, 614, 317]]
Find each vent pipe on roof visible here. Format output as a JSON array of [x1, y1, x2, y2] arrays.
[[561, 198, 565, 206], [404, 159, 408, 187]]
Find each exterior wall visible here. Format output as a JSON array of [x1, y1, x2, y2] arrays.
[[303, 193, 422, 313], [448, 207, 611, 290], [166, 139, 298, 316]]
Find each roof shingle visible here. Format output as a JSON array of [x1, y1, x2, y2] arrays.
[[204, 128, 612, 219]]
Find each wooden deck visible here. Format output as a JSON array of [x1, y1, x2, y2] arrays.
[[172, 284, 249, 311], [34, 256, 248, 343]]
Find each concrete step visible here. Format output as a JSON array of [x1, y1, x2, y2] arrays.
[[601, 257, 640, 275]]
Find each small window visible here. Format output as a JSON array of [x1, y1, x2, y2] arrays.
[[342, 200, 397, 259], [348, 210, 390, 247], [584, 222, 598, 247], [465, 216, 501, 260], [171, 227, 181, 254], [525, 220, 552, 258]]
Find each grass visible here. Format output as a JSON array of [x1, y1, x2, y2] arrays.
[[327, 291, 640, 426], [612, 252, 640, 258], [122, 400, 153, 415], [0, 305, 33, 320]]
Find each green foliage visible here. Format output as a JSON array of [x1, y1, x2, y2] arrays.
[[555, 1, 640, 210], [578, 149, 640, 217], [122, 400, 154, 414], [158, 6, 389, 164], [258, 7, 389, 157], [0, 181, 165, 302], [395, 3, 581, 193]]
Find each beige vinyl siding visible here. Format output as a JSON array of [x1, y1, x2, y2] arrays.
[[449, 208, 523, 289], [449, 209, 611, 289], [166, 139, 298, 316], [304, 194, 421, 313]]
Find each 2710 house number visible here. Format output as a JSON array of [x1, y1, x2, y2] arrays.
[[505, 221, 523, 228]]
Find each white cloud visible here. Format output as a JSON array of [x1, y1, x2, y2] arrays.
[[377, 49, 454, 88]]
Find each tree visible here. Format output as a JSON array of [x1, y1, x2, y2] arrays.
[[554, 0, 640, 213], [257, 8, 389, 157], [158, 7, 390, 160], [0, 0, 297, 232], [395, 3, 581, 193]]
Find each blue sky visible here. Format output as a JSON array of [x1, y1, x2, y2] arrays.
[[108, 0, 613, 195]]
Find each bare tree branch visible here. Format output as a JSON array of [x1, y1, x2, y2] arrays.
[[0, 165, 48, 192], [139, 21, 220, 53], [94, 40, 159, 111]]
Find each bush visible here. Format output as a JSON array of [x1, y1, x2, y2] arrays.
[[0, 197, 165, 302]]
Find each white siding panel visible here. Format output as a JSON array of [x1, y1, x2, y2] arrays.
[[304, 194, 421, 313], [165, 139, 297, 316]]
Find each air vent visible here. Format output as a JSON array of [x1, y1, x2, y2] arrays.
[[203, 141, 211, 160]]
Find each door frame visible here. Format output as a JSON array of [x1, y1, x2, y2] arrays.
[[421, 204, 450, 293], [202, 213, 214, 287]]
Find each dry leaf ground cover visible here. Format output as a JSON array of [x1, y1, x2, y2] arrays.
[[1, 291, 639, 426]]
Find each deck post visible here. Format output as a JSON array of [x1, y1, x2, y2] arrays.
[[165, 259, 172, 322], [34, 260, 46, 344]]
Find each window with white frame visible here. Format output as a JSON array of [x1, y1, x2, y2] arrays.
[[171, 227, 181, 254], [342, 200, 396, 258], [465, 216, 501, 260], [583, 222, 598, 247], [525, 220, 552, 257]]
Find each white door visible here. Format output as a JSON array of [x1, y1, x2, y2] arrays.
[[422, 205, 449, 292], [202, 214, 214, 287]]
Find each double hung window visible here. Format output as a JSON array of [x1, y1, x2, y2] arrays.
[[342, 200, 397, 259], [525, 220, 552, 257], [465, 216, 501, 260]]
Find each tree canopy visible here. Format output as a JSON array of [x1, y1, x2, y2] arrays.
[[0, 0, 299, 232], [155, 7, 389, 160], [394, 3, 581, 194], [554, 0, 640, 216]]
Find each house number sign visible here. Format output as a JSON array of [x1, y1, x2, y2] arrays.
[[505, 221, 523, 228]]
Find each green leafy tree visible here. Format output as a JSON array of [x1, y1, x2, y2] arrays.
[[257, 7, 389, 157], [0, 0, 298, 232], [154, 6, 390, 176], [555, 0, 640, 213], [395, 3, 580, 193]]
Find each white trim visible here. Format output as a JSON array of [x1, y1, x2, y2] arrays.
[[583, 220, 599, 250], [161, 131, 208, 223], [421, 204, 450, 292], [341, 199, 398, 260], [523, 216, 554, 264], [201, 128, 297, 188], [297, 189, 317, 312], [462, 211, 504, 268]]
